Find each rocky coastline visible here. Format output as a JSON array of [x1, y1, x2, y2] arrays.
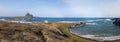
[[0, 21, 90, 42], [1, 18, 120, 42], [113, 18, 120, 25], [69, 21, 120, 42], [69, 31, 120, 42]]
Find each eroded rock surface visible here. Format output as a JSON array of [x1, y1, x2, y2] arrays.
[[113, 18, 120, 25]]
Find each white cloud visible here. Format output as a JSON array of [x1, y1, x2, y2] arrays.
[[100, 0, 120, 17], [63, 0, 120, 17], [0, 5, 26, 16], [0, 0, 120, 17]]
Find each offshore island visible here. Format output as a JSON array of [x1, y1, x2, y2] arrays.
[[0, 13, 120, 42]]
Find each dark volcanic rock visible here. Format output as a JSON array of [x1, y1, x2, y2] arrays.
[[25, 13, 33, 19], [113, 18, 120, 25]]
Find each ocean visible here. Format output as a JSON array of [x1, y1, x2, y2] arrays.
[[0, 17, 107, 23]]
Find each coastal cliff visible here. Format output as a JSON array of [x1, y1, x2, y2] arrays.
[[8, 13, 33, 20], [113, 18, 120, 25], [0, 21, 90, 42]]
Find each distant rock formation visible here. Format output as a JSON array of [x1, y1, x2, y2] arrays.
[[25, 13, 33, 19], [113, 18, 120, 25], [8, 13, 33, 20]]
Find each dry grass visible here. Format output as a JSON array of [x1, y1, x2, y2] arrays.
[[0, 21, 91, 42]]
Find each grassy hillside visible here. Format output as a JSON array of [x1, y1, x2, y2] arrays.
[[0, 21, 91, 42]]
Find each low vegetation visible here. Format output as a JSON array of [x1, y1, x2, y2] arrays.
[[58, 26, 90, 42], [0, 21, 91, 42]]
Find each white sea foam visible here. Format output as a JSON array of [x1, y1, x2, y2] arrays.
[[9, 21, 34, 23], [70, 28, 120, 41], [105, 19, 112, 21], [85, 19, 104, 22], [58, 19, 104, 23], [86, 20, 95, 22], [58, 21, 78, 23], [19, 22, 33, 23], [86, 23, 98, 25], [72, 32, 120, 41], [0, 19, 8, 21], [81, 35, 120, 41]]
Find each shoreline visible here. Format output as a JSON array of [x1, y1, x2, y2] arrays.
[[68, 27, 100, 42], [68, 24, 120, 42], [1, 20, 120, 42]]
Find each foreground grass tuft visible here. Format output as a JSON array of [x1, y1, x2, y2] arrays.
[[58, 25, 91, 42]]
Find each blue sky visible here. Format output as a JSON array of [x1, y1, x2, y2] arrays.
[[0, 0, 120, 17]]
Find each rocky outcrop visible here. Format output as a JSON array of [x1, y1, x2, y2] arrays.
[[0, 21, 90, 42], [25, 13, 33, 19], [113, 18, 120, 25], [8, 13, 33, 20]]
